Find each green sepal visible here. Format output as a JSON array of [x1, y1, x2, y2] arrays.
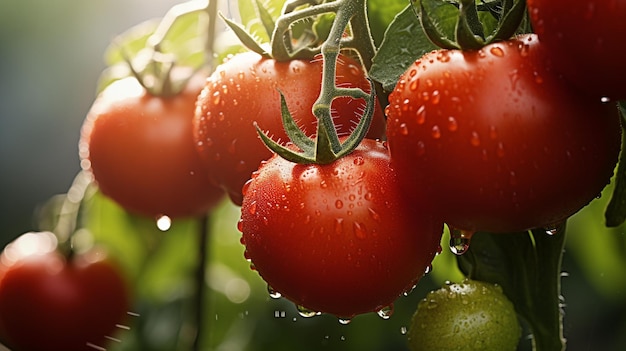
[[487, 0, 529, 42], [455, 0, 486, 50], [332, 81, 376, 159], [416, 0, 459, 49], [254, 92, 317, 164], [605, 102, 626, 227], [255, 0, 277, 39], [219, 12, 272, 58]]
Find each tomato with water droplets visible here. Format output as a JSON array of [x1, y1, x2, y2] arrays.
[[239, 139, 443, 318], [79, 73, 224, 218], [527, 0, 626, 100], [193, 52, 386, 206], [386, 34, 621, 233]]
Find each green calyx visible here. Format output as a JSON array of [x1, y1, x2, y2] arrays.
[[255, 81, 376, 164], [249, 0, 378, 165], [413, 0, 528, 50]]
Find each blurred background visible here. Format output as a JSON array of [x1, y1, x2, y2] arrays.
[[1, 1, 626, 350], [0, 0, 186, 244]]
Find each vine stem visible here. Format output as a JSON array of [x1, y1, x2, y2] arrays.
[[52, 171, 94, 256], [191, 214, 211, 351]]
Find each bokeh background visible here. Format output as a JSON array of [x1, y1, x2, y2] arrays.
[[1, 1, 626, 350]]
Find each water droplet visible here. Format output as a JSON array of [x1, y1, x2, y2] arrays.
[[335, 199, 344, 209], [368, 208, 380, 221], [416, 105, 426, 124], [470, 131, 481, 147], [247, 201, 257, 215], [449, 227, 474, 255], [490, 46, 505, 57], [447, 116, 458, 132], [377, 305, 394, 320], [320, 180, 328, 188], [297, 305, 321, 318], [431, 125, 441, 139], [399, 123, 409, 136], [400, 326, 408, 335], [338, 318, 352, 325], [267, 285, 282, 299], [496, 142, 506, 157], [543, 223, 564, 236], [353, 156, 365, 166], [212, 91, 221, 105], [416, 140, 426, 157], [274, 310, 286, 318], [424, 264, 433, 274], [353, 222, 367, 239], [431, 90, 441, 104], [348, 64, 360, 76], [156, 215, 171, 231], [409, 78, 420, 91], [533, 71, 544, 84], [334, 218, 344, 235]]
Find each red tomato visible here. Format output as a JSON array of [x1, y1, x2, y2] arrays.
[[386, 34, 621, 233], [80, 73, 224, 218], [0, 232, 130, 351], [193, 52, 386, 206], [527, 0, 626, 100], [239, 139, 443, 318]]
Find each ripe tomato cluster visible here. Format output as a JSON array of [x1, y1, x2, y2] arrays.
[[69, 0, 625, 336]]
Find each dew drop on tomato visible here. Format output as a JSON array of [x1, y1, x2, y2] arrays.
[[267, 285, 282, 299], [377, 304, 394, 320], [297, 305, 321, 318], [448, 227, 475, 255], [338, 318, 352, 325]]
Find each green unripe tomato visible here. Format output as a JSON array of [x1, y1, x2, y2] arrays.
[[408, 279, 521, 351]]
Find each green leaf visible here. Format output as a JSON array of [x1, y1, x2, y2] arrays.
[[255, 0, 277, 39], [605, 101, 626, 227], [238, 0, 287, 42], [369, 5, 438, 92], [457, 229, 567, 351], [220, 13, 271, 57]]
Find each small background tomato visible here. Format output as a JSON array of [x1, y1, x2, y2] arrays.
[[239, 139, 443, 318], [193, 52, 386, 206], [80, 73, 224, 218], [527, 0, 626, 100], [386, 34, 621, 233], [0, 232, 130, 351], [408, 279, 521, 351]]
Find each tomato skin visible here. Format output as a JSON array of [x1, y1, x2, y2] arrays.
[[0, 236, 129, 351], [193, 52, 386, 206], [80, 74, 224, 218], [386, 34, 621, 233], [408, 279, 521, 351], [527, 0, 626, 100], [239, 139, 443, 318]]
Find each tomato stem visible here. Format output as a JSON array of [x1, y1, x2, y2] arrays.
[[51, 171, 95, 258], [191, 214, 211, 351], [255, 0, 377, 164]]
